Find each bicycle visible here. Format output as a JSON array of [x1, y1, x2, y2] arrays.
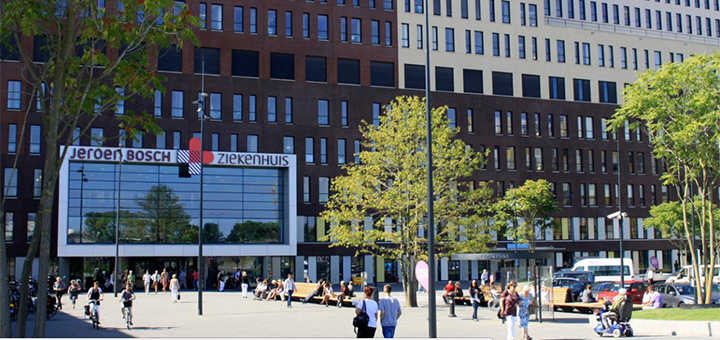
[[87, 299, 100, 330], [122, 301, 133, 330]]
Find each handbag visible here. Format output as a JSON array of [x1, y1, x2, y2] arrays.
[[177, 293, 181, 301], [353, 300, 369, 333], [496, 308, 505, 320]]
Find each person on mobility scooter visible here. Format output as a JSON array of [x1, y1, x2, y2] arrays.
[[594, 288, 634, 337]]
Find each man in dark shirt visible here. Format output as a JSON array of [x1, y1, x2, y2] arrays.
[[303, 279, 325, 304], [120, 285, 136, 325]]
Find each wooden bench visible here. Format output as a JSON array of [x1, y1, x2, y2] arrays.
[[550, 287, 575, 312], [449, 285, 502, 306], [288, 282, 356, 306]]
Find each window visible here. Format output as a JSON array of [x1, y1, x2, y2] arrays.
[[552, 148, 559, 171], [194, 47, 220, 75], [20, 168, 38, 203], [386, 22, 393, 46], [521, 74, 540, 98], [554, 217, 572, 240], [474, 31, 484, 54], [632, 48, 638, 70], [281, 137, 295, 155], [354, 139, 361, 163], [549, 76, 565, 100], [211, 133, 218, 151], [548, 114, 555, 137], [338, 139, 347, 164], [250, 8, 257, 33], [303, 177, 311, 202], [211, 4, 222, 30], [559, 115, 568, 138], [208, 93, 221, 119], [371, 62, 395, 87], [504, 34, 510, 57], [320, 138, 327, 164], [267, 96, 277, 123], [199, 3, 207, 29], [506, 111, 514, 135], [285, 11, 293, 37], [518, 36, 526, 58], [467, 109, 474, 132], [371, 20, 379, 44], [534, 148, 543, 170], [654, 50, 662, 70], [557, 40, 565, 62], [582, 43, 591, 65], [585, 117, 594, 139], [521, 3, 527, 25], [562, 182, 572, 206], [341, 17, 348, 41], [529, 4, 537, 25], [466, 30, 472, 53], [520, 112, 529, 135], [639, 184, 645, 207], [30, 125, 41, 154], [627, 184, 635, 207], [534, 113, 541, 136], [612, 150, 619, 173], [620, 47, 627, 69], [637, 152, 645, 174], [580, 184, 586, 205], [462, 0, 469, 18], [234, 6, 243, 32], [232, 50, 259, 77], [490, 0, 496, 21], [598, 44, 605, 66], [401, 24, 409, 47], [436, 67, 454, 91], [232, 94, 243, 121], [501, 1, 511, 22], [588, 149, 595, 172], [153, 90, 163, 117], [114, 87, 124, 114], [417, 25, 424, 49], [568, 0, 575, 18], [492, 71, 513, 96], [432, 26, 438, 50], [463, 69, 483, 93], [494, 111, 502, 134], [173, 131, 181, 150], [492, 33, 500, 56], [4, 168, 17, 197], [598, 81, 617, 103], [306, 56, 327, 82], [305, 138, 315, 163], [270, 53, 294, 80], [590, 1, 597, 21], [531, 37, 537, 60], [445, 28, 455, 51], [338, 59, 360, 85], [249, 95, 256, 121], [285, 97, 293, 123], [302, 13, 309, 38], [556, 0, 563, 17], [446, 0, 453, 16], [319, 177, 329, 203], [351, 18, 362, 42], [373, 103, 381, 126], [247, 135, 258, 153], [318, 100, 329, 125], [268, 10, 277, 35], [576, 149, 584, 172], [493, 146, 501, 169], [318, 15, 329, 40], [574, 78, 591, 102]]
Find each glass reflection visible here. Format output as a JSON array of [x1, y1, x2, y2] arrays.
[[68, 162, 284, 244]]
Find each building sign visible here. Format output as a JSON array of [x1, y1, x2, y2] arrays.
[[66, 144, 293, 168]]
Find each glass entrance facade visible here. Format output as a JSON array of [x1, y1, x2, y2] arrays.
[[67, 161, 284, 244]]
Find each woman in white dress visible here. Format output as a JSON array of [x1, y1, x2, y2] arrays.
[[170, 274, 180, 303]]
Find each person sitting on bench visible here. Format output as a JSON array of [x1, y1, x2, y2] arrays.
[[254, 280, 268, 300], [336, 281, 352, 308], [321, 281, 336, 307], [267, 280, 285, 301], [302, 279, 325, 304]]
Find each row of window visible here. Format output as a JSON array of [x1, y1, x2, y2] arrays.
[[406, 0, 539, 26], [0, 123, 42, 154], [489, 112, 642, 142], [554, 182, 669, 209], [403, 67, 618, 103], [2, 212, 36, 244], [546, 0, 720, 38], [552, 216, 662, 241]]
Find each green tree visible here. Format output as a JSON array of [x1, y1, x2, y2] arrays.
[[227, 221, 280, 243], [609, 52, 720, 304], [0, 1, 197, 335], [137, 185, 193, 243], [493, 179, 559, 253], [82, 211, 116, 244], [321, 96, 496, 307]]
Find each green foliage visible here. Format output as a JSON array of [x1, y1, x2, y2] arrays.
[[609, 52, 720, 304], [321, 95, 496, 279], [493, 179, 559, 252], [137, 185, 193, 243], [227, 221, 280, 244]]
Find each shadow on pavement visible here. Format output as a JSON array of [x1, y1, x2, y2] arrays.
[[544, 317, 591, 324], [14, 310, 135, 338]]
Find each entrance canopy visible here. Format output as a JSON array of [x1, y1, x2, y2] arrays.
[[450, 248, 562, 261]]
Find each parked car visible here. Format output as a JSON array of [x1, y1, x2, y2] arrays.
[[591, 281, 614, 297], [553, 277, 590, 301], [571, 258, 636, 282], [666, 265, 720, 285], [597, 281, 648, 305], [654, 283, 720, 307], [554, 270, 596, 283]]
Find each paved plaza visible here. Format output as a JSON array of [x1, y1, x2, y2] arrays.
[[12, 289, 708, 338]]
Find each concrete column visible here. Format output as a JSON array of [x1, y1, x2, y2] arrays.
[[364, 255, 374, 284], [15, 257, 25, 280], [397, 259, 403, 283], [460, 260, 469, 282], [572, 217, 581, 240], [295, 256, 305, 281], [623, 219, 631, 240], [59, 257, 70, 280], [272, 257, 281, 279], [614, 218, 620, 240], [555, 252, 563, 268], [440, 258, 449, 281], [376, 257, 385, 283], [598, 218, 606, 240], [331, 255, 340, 283], [308, 256, 317, 283], [343, 256, 351, 282], [297, 216, 305, 243], [471, 260, 479, 280], [599, 251, 607, 258], [638, 219, 645, 239]]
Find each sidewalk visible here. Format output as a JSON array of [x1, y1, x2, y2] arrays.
[[12, 289, 709, 338]]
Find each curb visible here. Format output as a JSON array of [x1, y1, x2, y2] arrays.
[[631, 319, 720, 337]]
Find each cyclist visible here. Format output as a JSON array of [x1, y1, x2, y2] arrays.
[[120, 284, 136, 326], [87, 281, 104, 324]]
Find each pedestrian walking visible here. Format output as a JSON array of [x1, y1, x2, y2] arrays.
[[284, 273, 296, 308], [53, 277, 66, 310], [490, 272, 496, 286], [378, 284, 402, 338], [646, 266, 655, 285], [518, 285, 534, 340], [179, 270, 187, 290], [353, 286, 379, 338], [161, 269, 169, 293], [500, 282, 520, 340], [67, 280, 80, 309], [217, 271, 226, 292], [193, 270, 199, 290], [469, 280, 481, 321], [170, 274, 180, 303], [143, 270, 151, 294], [241, 271, 250, 298], [126, 270, 135, 288], [151, 270, 160, 294], [481, 269, 489, 286]]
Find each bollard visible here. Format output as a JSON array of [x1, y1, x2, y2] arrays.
[[448, 293, 457, 317]]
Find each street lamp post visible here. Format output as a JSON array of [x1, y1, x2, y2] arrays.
[[423, 0, 437, 337], [616, 131, 625, 287], [114, 148, 123, 298], [193, 59, 210, 316]]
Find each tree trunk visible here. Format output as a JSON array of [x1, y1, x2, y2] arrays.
[[0, 211, 11, 338], [16, 223, 41, 338], [401, 257, 418, 307]]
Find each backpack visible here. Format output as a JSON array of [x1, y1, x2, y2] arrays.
[[353, 300, 369, 333]]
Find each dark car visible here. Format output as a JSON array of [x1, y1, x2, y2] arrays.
[[554, 270, 596, 283], [591, 281, 614, 297]]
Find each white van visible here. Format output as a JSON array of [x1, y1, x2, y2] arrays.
[[666, 265, 720, 284], [571, 258, 636, 282]]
